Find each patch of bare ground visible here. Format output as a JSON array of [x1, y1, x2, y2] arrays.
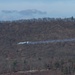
[[1, 70, 62, 75]]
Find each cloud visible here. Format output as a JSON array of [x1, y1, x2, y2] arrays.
[[0, 9, 47, 21]]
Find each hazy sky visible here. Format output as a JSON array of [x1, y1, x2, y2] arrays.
[[0, 0, 75, 17]]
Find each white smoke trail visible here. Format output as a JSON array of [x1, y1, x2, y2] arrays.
[[18, 38, 75, 45]]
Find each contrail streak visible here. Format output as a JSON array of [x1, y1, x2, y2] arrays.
[[17, 38, 75, 45]]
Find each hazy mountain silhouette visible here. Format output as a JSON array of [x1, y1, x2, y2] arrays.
[[0, 9, 47, 21]]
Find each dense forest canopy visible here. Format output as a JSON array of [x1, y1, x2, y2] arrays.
[[0, 17, 75, 75]]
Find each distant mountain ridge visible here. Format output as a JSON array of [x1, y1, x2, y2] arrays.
[[0, 9, 47, 21]]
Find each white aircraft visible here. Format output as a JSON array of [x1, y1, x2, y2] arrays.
[[18, 41, 29, 44]]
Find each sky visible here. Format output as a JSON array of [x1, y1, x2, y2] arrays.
[[0, 0, 75, 18]]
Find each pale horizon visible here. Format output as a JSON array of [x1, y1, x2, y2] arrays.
[[0, 0, 75, 19]]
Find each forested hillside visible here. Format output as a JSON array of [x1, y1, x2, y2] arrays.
[[0, 18, 75, 75]]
